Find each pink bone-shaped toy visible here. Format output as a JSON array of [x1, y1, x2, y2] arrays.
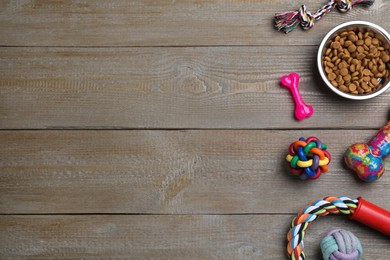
[[280, 73, 314, 120]]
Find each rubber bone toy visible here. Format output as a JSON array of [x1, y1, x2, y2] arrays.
[[344, 121, 390, 182], [280, 73, 313, 120]]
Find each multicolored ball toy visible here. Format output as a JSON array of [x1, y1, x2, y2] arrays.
[[286, 137, 331, 180], [344, 121, 390, 182]]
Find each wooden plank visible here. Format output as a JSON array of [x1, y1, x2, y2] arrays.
[[1, 130, 390, 214], [0, 215, 389, 259], [1, 46, 389, 130], [0, 0, 388, 46]]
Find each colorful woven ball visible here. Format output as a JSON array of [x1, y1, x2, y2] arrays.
[[320, 229, 363, 260], [286, 136, 331, 180]]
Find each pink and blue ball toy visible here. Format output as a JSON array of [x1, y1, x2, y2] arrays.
[[344, 122, 390, 182]]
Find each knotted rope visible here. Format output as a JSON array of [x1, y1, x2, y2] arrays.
[[287, 196, 359, 260], [321, 229, 363, 260], [286, 137, 331, 180], [275, 0, 375, 33]]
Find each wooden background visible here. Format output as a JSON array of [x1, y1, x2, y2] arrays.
[[1, 0, 389, 259]]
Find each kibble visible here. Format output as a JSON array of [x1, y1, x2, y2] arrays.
[[323, 28, 390, 95], [328, 72, 336, 80], [340, 68, 349, 76], [348, 44, 357, 53]]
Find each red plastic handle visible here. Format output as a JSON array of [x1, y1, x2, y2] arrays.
[[350, 197, 390, 236]]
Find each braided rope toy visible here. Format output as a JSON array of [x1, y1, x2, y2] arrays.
[[274, 0, 375, 34], [286, 137, 331, 180], [287, 196, 390, 260]]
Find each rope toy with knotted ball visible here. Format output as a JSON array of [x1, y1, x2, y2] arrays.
[[286, 137, 331, 180], [320, 229, 363, 260], [287, 196, 390, 260], [274, 0, 375, 34]]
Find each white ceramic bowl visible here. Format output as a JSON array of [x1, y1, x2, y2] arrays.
[[317, 21, 390, 100]]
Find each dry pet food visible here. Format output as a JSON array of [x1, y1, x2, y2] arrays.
[[322, 28, 390, 95]]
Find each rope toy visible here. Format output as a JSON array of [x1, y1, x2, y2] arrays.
[[287, 196, 390, 260], [274, 0, 375, 34], [344, 121, 390, 182], [286, 137, 331, 180], [287, 197, 358, 260], [320, 229, 363, 260]]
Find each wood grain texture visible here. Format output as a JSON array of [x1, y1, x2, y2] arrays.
[[0, 0, 389, 46], [1, 46, 390, 129], [1, 130, 389, 214], [1, 1, 390, 258], [1, 215, 389, 259]]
